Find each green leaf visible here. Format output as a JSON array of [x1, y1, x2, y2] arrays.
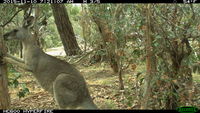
[[13, 79, 19, 88], [17, 91, 25, 98]]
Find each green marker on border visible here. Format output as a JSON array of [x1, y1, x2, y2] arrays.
[[177, 106, 199, 113]]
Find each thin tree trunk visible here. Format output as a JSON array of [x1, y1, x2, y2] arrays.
[[118, 60, 124, 90], [51, 4, 81, 56], [19, 42, 23, 58], [0, 27, 10, 109], [16, 14, 23, 58], [33, 5, 41, 47], [141, 4, 157, 109], [91, 15, 119, 73], [81, 5, 87, 53]]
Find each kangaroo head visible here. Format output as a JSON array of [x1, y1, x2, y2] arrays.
[[3, 16, 34, 41], [3, 27, 31, 41]]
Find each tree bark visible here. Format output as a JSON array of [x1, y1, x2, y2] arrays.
[[33, 5, 41, 47], [91, 15, 119, 73], [0, 27, 10, 109], [118, 60, 124, 90], [51, 4, 81, 56], [141, 4, 157, 109], [80, 5, 87, 52], [166, 38, 192, 109]]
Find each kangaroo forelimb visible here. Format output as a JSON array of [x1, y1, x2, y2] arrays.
[[3, 56, 33, 72], [6, 53, 25, 64]]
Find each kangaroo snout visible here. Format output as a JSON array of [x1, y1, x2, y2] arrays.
[[3, 33, 10, 41], [3, 29, 19, 41]]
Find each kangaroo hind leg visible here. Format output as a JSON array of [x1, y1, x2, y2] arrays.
[[53, 73, 78, 109]]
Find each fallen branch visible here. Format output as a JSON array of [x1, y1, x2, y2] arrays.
[[73, 48, 98, 64]]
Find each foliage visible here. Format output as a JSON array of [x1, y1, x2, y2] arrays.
[[1, 4, 200, 109], [8, 64, 29, 98]]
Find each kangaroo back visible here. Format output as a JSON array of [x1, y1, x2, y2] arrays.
[[3, 16, 98, 109]]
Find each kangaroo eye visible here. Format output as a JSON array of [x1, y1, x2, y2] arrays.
[[13, 29, 18, 32]]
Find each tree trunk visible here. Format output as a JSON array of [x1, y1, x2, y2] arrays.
[[33, 5, 41, 47], [118, 60, 124, 90], [165, 58, 179, 109], [141, 4, 157, 109], [81, 5, 87, 53], [0, 27, 10, 109], [91, 15, 119, 73], [166, 38, 192, 109], [51, 4, 81, 56], [19, 42, 23, 58]]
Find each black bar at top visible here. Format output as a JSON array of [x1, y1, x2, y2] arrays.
[[76, 0, 198, 3], [2, 0, 200, 4]]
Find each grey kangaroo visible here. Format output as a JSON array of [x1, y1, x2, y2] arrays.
[[3, 18, 97, 109]]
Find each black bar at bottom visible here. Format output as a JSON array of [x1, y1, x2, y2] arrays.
[[0, 110, 182, 113]]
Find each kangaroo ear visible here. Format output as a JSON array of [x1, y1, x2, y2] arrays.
[[23, 16, 34, 28]]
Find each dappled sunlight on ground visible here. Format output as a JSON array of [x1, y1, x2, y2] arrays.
[[8, 62, 200, 109], [45, 47, 66, 56]]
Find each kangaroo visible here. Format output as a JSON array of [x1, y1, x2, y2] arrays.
[[3, 18, 97, 109]]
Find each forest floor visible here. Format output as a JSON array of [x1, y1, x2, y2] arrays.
[[7, 47, 200, 109], [9, 63, 140, 109], [8, 63, 200, 109]]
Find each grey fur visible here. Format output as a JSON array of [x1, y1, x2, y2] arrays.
[[3, 27, 98, 109], [191, 62, 200, 74]]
